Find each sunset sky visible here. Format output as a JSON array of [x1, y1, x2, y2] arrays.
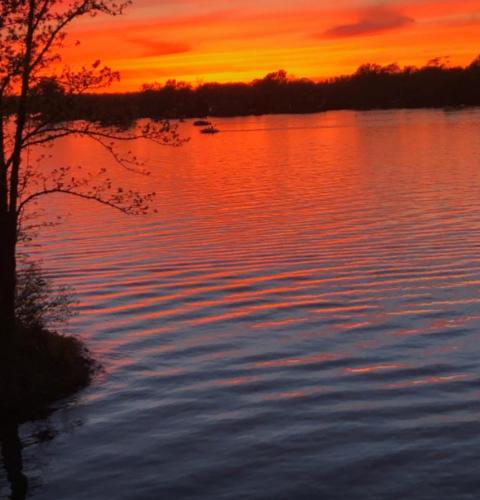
[[65, 0, 480, 91]]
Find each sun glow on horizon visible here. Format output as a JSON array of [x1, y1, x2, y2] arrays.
[[63, 0, 480, 91]]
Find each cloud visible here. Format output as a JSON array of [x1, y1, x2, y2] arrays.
[[128, 38, 192, 57], [323, 7, 414, 38]]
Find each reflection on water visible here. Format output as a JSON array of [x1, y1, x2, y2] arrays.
[[0, 424, 28, 500], [3, 109, 480, 499], [0, 416, 80, 499]]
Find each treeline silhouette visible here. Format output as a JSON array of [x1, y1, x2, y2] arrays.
[[26, 56, 480, 124]]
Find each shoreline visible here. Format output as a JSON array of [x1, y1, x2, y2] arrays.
[[72, 104, 480, 126], [183, 104, 479, 120], [0, 327, 95, 425]]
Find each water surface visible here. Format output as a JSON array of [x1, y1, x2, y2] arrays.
[[3, 110, 480, 499]]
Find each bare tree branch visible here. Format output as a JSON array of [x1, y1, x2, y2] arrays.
[[0, 0, 182, 326]]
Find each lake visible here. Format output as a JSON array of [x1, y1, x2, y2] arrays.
[[3, 109, 480, 499]]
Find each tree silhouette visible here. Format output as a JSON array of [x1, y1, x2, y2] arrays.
[[52, 57, 480, 123], [0, 0, 183, 334]]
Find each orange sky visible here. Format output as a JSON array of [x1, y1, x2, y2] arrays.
[[63, 0, 480, 91]]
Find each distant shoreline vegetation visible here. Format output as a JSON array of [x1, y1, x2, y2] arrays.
[[18, 56, 480, 125]]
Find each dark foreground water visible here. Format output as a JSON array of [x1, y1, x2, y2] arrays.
[[3, 109, 480, 499]]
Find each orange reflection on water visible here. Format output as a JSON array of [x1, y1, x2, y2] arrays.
[[29, 111, 480, 384], [217, 375, 259, 387], [254, 352, 341, 369], [251, 317, 309, 330], [345, 363, 406, 375], [264, 386, 325, 402], [385, 374, 470, 390]]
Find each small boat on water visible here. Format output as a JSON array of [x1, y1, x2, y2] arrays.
[[193, 119, 211, 126], [200, 126, 220, 134]]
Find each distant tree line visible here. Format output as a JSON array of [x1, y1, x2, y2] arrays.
[[13, 56, 480, 124]]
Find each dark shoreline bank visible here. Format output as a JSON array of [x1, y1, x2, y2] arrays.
[[0, 328, 95, 425], [186, 103, 479, 120]]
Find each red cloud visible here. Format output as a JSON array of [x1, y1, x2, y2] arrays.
[[323, 7, 414, 38]]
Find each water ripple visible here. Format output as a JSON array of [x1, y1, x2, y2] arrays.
[[6, 110, 480, 500]]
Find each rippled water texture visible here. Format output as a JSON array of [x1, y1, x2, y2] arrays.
[[3, 110, 480, 499]]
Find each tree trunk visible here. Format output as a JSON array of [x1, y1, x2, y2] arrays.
[[0, 0, 36, 339], [0, 213, 17, 336]]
